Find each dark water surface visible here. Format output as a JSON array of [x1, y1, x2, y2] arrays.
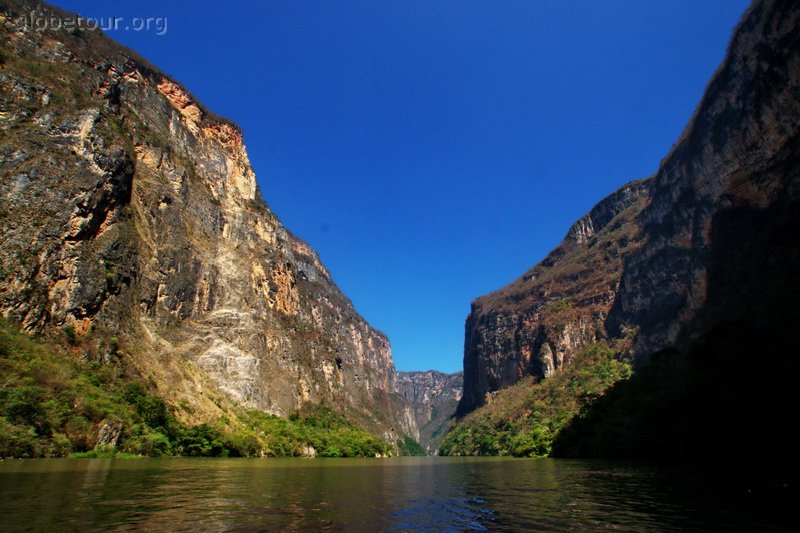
[[0, 457, 793, 531]]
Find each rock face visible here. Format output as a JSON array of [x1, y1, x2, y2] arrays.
[[458, 180, 649, 415], [396, 370, 463, 454], [607, 0, 800, 357], [458, 0, 800, 416], [0, 0, 416, 440]]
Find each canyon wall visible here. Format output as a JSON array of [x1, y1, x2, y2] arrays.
[[458, 180, 649, 415], [396, 370, 462, 453], [458, 0, 800, 417], [607, 0, 800, 355], [0, 0, 416, 441]]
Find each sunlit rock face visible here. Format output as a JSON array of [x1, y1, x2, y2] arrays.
[[396, 370, 463, 454], [0, 0, 417, 440], [458, 0, 800, 417], [458, 181, 650, 415]]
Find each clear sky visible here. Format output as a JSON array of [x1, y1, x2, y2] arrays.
[[52, 0, 750, 373]]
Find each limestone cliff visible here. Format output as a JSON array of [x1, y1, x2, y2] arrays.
[[0, 0, 416, 441], [457, 0, 800, 417], [607, 0, 800, 356], [396, 370, 462, 454], [458, 180, 649, 415]]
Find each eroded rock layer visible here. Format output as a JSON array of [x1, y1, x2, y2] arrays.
[[459, 0, 800, 416], [396, 370, 463, 453], [0, 0, 415, 440], [607, 0, 800, 355], [458, 180, 649, 415]]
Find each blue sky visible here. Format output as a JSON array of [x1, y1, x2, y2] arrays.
[[53, 1, 750, 373]]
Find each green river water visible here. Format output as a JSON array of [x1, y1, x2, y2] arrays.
[[0, 456, 793, 531]]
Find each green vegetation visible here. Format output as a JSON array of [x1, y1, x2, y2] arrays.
[[233, 407, 391, 458], [554, 202, 800, 462], [69, 448, 142, 459], [0, 319, 390, 458], [439, 342, 631, 457], [0, 318, 229, 458], [553, 318, 797, 461], [397, 435, 427, 456]]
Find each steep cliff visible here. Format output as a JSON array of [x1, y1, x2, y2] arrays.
[[458, 179, 649, 415], [449, 0, 800, 459], [0, 0, 416, 443], [607, 0, 800, 356], [552, 0, 800, 460], [396, 370, 462, 454]]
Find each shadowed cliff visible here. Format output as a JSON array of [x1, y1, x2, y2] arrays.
[[447, 0, 800, 460]]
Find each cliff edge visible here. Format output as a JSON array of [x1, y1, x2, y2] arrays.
[[0, 0, 416, 443], [450, 0, 799, 460]]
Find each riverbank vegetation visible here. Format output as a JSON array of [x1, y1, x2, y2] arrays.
[[439, 342, 631, 457], [441, 292, 797, 462], [0, 319, 391, 458], [553, 316, 796, 461]]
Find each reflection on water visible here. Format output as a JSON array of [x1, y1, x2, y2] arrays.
[[389, 498, 495, 532], [0, 457, 793, 531]]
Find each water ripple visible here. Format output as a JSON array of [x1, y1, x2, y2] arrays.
[[0, 457, 794, 532], [387, 497, 496, 532]]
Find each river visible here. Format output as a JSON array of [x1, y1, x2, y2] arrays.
[[0, 457, 793, 531]]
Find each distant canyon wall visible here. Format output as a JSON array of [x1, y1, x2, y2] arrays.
[[397, 370, 463, 453]]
